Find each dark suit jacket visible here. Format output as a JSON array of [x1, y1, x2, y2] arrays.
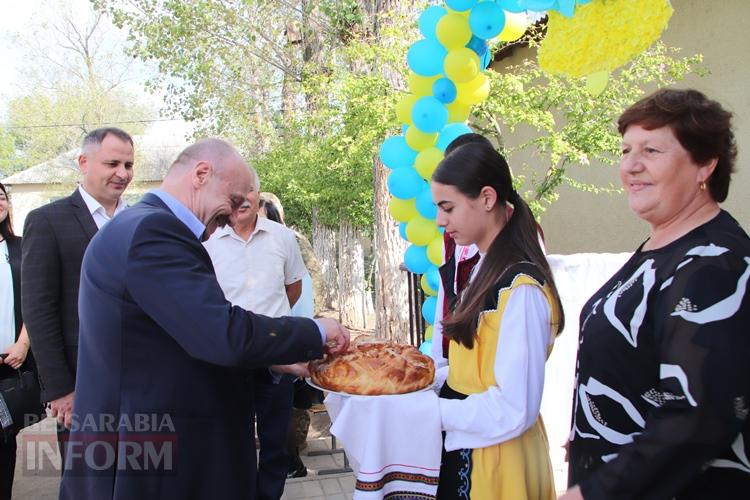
[[59, 193, 323, 500], [21, 188, 98, 402]]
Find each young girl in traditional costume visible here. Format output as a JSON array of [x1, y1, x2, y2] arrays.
[[431, 138, 564, 499]]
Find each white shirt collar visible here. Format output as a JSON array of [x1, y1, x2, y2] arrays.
[[215, 216, 273, 242], [78, 185, 126, 219]]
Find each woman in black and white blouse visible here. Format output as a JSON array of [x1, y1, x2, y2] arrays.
[[561, 89, 750, 500], [0, 182, 31, 500]]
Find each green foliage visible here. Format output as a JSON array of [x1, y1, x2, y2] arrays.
[[254, 27, 408, 234], [475, 41, 704, 217], [96, 0, 702, 229], [1, 86, 151, 174], [96, 0, 416, 233], [0, 2, 154, 174], [0, 128, 16, 176], [320, 0, 363, 42]]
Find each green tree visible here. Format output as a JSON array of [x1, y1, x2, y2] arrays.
[[95, 0, 703, 335], [0, 128, 16, 176], [1, 1, 153, 173]]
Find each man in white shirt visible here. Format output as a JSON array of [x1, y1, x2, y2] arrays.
[[22, 127, 134, 466], [204, 168, 306, 500]]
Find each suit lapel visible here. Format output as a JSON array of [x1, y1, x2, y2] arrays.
[[69, 188, 99, 241]]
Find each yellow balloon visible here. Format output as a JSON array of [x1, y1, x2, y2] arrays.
[[421, 275, 437, 297], [396, 94, 417, 125], [447, 8, 470, 17], [409, 72, 439, 97], [406, 215, 440, 246], [415, 147, 444, 180], [388, 197, 418, 222], [424, 324, 434, 341], [499, 11, 530, 42], [427, 236, 444, 267], [444, 48, 481, 84], [585, 70, 610, 97], [446, 100, 471, 122], [456, 73, 490, 105], [405, 126, 439, 152], [436, 13, 472, 50]]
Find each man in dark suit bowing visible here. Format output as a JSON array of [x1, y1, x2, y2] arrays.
[[21, 127, 135, 462], [59, 138, 349, 500]]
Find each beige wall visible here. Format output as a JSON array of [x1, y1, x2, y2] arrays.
[[499, 0, 750, 254]]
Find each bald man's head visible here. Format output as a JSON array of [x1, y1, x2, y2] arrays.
[[162, 138, 253, 239], [169, 138, 242, 176]]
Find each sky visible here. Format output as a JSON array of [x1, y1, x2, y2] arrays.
[[0, 0, 39, 115], [0, 0, 182, 133]]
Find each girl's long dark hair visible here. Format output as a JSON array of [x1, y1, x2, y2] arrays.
[[433, 140, 564, 349], [0, 182, 15, 240]]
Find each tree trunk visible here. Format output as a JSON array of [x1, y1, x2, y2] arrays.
[[312, 208, 339, 310], [359, 0, 412, 341], [373, 158, 410, 342], [337, 219, 367, 329]]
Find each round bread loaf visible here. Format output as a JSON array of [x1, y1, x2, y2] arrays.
[[310, 342, 435, 395]]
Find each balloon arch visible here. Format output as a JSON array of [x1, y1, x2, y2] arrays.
[[378, 0, 674, 351]]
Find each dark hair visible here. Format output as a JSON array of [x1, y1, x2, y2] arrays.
[[0, 182, 15, 239], [82, 127, 134, 152], [444, 132, 494, 155], [618, 89, 737, 202], [432, 141, 564, 348], [260, 199, 283, 225]]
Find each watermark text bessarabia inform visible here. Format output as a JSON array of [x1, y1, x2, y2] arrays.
[[20, 413, 177, 476]]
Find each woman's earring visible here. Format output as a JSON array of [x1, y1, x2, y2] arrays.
[[699, 181, 706, 191]]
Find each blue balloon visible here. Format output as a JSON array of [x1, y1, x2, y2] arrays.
[[422, 296, 438, 324], [497, 0, 526, 13], [432, 78, 457, 104], [437, 123, 473, 151], [556, 0, 577, 17], [481, 47, 492, 69], [407, 39, 448, 77], [445, 0, 478, 11], [404, 245, 431, 275], [399, 222, 408, 241], [380, 136, 417, 169], [469, 2, 506, 40], [518, 0, 557, 10], [466, 35, 488, 58], [418, 340, 433, 355], [412, 96, 449, 134], [388, 167, 425, 199], [426, 265, 441, 292], [418, 6, 447, 39], [416, 187, 438, 219]]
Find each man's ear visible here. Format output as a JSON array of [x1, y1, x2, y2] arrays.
[[78, 154, 88, 176], [192, 161, 212, 188]]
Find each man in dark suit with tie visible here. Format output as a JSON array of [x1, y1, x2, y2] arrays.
[[59, 138, 349, 499], [21, 127, 135, 461]]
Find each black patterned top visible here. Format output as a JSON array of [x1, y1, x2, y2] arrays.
[[568, 210, 750, 500]]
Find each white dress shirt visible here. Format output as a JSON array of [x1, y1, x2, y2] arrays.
[[203, 217, 306, 318], [77, 185, 127, 229]]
